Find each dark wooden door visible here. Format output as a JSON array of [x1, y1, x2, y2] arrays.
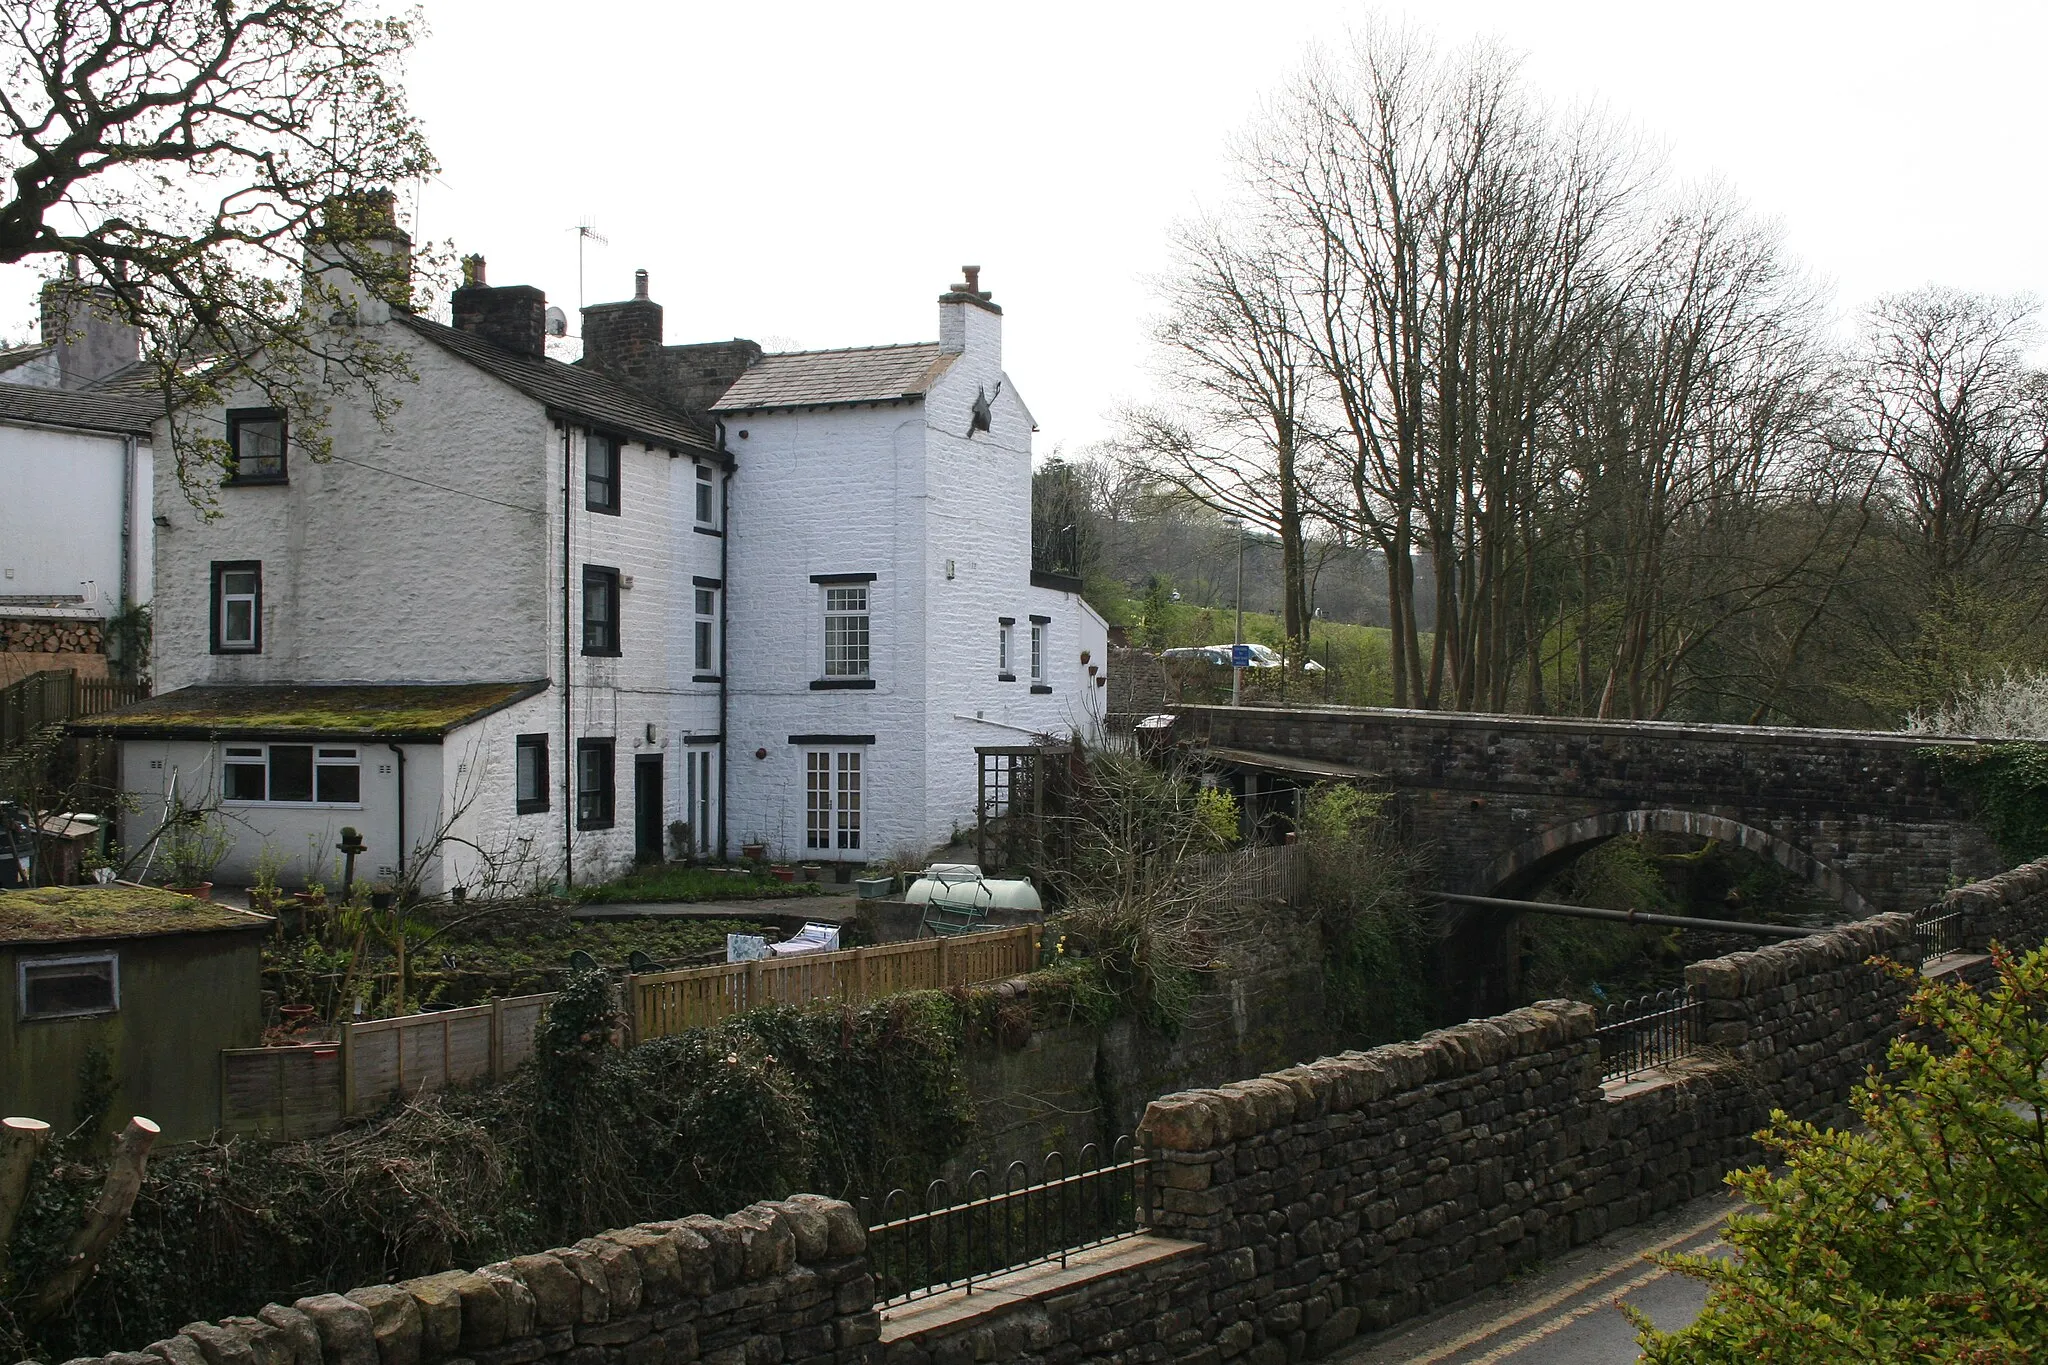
[[634, 754, 663, 863]]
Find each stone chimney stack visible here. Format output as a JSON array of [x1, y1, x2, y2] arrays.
[[581, 269, 666, 391], [38, 265, 139, 389], [938, 263, 1002, 359], [450, 255, 547, 359], [308, 189, 413, 324]]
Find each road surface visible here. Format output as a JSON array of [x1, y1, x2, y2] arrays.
[[1338, 1195, 1738, 1363]]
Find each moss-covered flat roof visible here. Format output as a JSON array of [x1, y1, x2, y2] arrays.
[[0, 885, 272, 945], [70, 680, 548, 742]]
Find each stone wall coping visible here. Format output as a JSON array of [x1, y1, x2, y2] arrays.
[[1599, 1053, 1734, 1101], [1171, 701, 1993, 752], [875, 1234, 1201, 1345]]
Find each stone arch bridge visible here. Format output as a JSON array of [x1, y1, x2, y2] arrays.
[[1169, 704, 2004, 1013]]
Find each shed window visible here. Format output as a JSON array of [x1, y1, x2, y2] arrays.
[[19, 953, 119, 1020]]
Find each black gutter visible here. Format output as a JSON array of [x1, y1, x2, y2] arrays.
[[715, 423, 732, 861], [1433, 891, 1829, 940], [387, 743, 406, 877], [560, 420, 574, 891]]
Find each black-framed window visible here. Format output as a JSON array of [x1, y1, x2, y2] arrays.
[[586, 432, 620, 514], [225, 408, 287, 484], [576, 738, 615, 829], [582, 565, 620, 656], [516, 734, 549, 814], [694, 586, 718, 672], [211, 560, 262, 654], [694, 462, 715, 525], [221, 744, 360, 804]]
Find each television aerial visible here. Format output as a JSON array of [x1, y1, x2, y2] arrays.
[[568, 219, 608, 311]]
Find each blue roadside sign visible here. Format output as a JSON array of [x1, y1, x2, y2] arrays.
[[1231, 643, 1253, 668]]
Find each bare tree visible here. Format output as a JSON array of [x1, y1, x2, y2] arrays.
[[1119, 215, 1321, 643], [1, 0, 440, 501]]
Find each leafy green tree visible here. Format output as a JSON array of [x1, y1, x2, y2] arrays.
[[1, 0, 439, 502], [1638, 944, 2048, 1363]]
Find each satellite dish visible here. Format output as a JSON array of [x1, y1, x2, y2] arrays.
[[545, 305, 568, 337]]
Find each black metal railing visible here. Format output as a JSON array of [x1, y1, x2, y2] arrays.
[[1915, 909, 1967, 961], [1596, 987, 1703, 1082], [864, 1138, 1148, 1306]]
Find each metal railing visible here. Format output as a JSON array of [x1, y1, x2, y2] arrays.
[[1596, 987, 1703, 1082], [1915, 909, 1967, 961], [864, 1138, 1148, 1306]]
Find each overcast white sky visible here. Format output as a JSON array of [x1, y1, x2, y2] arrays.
[[7, 1, 2045, 454]]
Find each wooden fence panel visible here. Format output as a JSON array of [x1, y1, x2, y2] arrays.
[[220, 1044, 343, 1137], [494, 994, 552, 1073], [627, 925, 1039, 1044]]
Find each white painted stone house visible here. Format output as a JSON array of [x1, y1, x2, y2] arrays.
[[712, 270, 1108, 864], [84, 199, 1103, 889], [86, 217, 730, 895], [0, 280, 156, 685]]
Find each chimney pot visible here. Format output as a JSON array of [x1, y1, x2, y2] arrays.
[[963, 265, 981, 293], [462, 254, 487, 287], [634, 269, 649, 301]]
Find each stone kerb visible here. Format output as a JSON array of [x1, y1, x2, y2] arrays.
[[54, 1196, 878, 1365]]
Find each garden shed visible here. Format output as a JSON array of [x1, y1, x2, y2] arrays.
[[0, 885, 270, 1142]]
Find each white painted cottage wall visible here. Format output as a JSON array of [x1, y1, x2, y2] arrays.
[[0, 420, 150, 613], [721, 404, 930, 863], [150, 325, 552, 692]]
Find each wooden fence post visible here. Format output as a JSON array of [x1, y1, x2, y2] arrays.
[[853, 947, 871, 1005], [621, 974, 638, 1048], [937, 936, 952, 988], [745, 959, 761, 1011], [340, 1017, 357, 1116]]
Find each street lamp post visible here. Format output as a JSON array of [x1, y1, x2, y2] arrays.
[[1232, 523, 1246, 707]]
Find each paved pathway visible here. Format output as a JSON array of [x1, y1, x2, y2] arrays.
[[1337, 1195, 1738, 1364]]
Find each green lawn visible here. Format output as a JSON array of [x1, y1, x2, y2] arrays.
[[573, 864, 831, 905]]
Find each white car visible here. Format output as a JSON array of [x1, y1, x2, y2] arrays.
[[1161, 643, 1324, 672]]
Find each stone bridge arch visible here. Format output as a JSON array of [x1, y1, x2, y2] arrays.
[[1475, 807, 1881, 922]]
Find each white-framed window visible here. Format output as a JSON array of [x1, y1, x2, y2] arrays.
[[18, 952, 120, 1020], [823, 585, 870, 678], [695, 462, 716, 525], [223, 744, 361, 805], [998, 618, 1014, 678], [694, 585, 719, 673], [804, 749, 863, 852], [1030, 621, 1045, 684], [212, 560, 261, 653]]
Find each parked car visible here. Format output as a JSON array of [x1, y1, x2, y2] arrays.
[[0, 802, 35, 888], [1159, 643, 1324, 672]]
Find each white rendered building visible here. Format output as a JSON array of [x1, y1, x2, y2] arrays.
[[85, 213, 1103, 891]]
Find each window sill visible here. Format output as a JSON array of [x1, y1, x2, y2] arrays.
[[223, 800, 365, 811], [212, 646, 262, 656], [581, 648, 622, 659], [692, 525, 724, 538], [223, 476, 288, 488], [585, 504, 621, 517], [22, 1007, 119, 1023], [516, 801, 550, 816], [576, 819, 616, 832], [1030, 684, 1053, 694], [811, 678, 876, 690], [997, 673, 1016, 682], [693, 674, 723, 684]]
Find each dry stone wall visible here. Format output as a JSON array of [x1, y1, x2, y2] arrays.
[[51, 864, 2048, 1365], [53, 1197, 879, 1365]]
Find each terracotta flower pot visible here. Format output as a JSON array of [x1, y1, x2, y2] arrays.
[[771, 866, 796, 883], [168, 881, 214, 901]]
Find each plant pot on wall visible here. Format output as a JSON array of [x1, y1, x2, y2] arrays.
[[167, 881, 214, 901]]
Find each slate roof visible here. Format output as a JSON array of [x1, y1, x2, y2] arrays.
[[710, 342, 953, 412], [0, 380, 164, 436], [0, 343, 49, 379], [394, 312, 718, 455], [72, 679, 549, 742]]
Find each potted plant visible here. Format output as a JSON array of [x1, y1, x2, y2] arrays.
[[742, 840, 769, 863], [770, 864, 796, 884], [161, 809, 230, 899]]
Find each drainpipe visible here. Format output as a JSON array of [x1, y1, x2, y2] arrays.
[[715, 423, 731, 861], [386, 744, 406, 878], [117, 435, 135, 628], [560, 422, 574, 890]]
